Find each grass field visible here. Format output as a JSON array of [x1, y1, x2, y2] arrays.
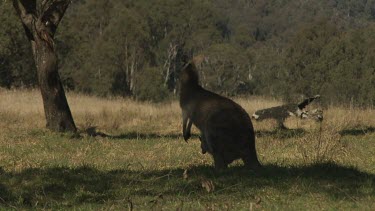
[[0, 89, 375, 210]]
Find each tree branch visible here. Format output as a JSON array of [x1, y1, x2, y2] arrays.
[[41, 0, 50, 12], [13, 0, 36, 26], [13, 0, 37, 40], [41, 0, 71, 35]]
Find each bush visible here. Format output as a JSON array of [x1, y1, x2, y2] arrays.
[[296, 125, 347, 164]]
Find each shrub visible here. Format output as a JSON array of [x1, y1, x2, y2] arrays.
[[297, 125, 347, 164]]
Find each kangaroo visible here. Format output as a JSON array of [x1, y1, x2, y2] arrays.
[[179, 62, 261, 170], [252, 95, 322, 129]]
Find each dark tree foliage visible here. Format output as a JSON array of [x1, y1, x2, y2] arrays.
[[1, 0, 375, 106], [0, 2, 37, 88]]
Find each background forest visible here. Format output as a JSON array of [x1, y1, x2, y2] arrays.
[[1, 0, 375, 105]]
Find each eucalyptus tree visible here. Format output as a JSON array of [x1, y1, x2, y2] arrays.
[[13, 0, 76, 132]]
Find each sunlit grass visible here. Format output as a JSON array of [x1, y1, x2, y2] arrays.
[[0, 89, 375, 210]]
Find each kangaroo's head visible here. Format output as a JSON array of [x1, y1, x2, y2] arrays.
[[180, 62, 199, 87], [303, 109, 324, 122], [179, 62, 200, 106]]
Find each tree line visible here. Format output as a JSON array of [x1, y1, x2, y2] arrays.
[[1, 0, 375, 105]]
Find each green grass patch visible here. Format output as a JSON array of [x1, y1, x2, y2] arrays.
[[1, 128, 375, 210]]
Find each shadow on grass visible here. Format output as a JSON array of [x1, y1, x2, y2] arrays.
[[339, 126, 375, 136], [53, 125, 375, 141], [82, 126, 198, 140], [108, 132, 199, 140], [84, 127, 306, 141], [255, 128, 306, 139], [109, 129, 306, 140], [0, 163, 374, 208]]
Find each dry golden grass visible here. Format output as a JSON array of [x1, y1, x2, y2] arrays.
[[0, 89, 180, 133], [0, 90, 373, 149], [1, 89, 374, 136]]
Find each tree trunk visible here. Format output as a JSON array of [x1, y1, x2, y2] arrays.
[[33, 34, 76, 132], [13, 0, 77, 132], [130, 49, 136, 92], [164, 43, 178, 90]]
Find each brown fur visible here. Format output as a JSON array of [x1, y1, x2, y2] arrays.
[[179, 62, 261, 170]]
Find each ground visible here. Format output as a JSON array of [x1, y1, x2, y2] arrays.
[[0, 89, 374, 210]]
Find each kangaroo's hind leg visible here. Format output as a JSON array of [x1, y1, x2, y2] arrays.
[[241, 144, 262, 170], [242, 154, 261, 170]]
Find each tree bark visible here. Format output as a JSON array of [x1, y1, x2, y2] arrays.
[[13, 0, 77, 132], [34, 31, 76, 132]]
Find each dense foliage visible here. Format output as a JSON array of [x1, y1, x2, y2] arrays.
[[1, 0, 375, 105]]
